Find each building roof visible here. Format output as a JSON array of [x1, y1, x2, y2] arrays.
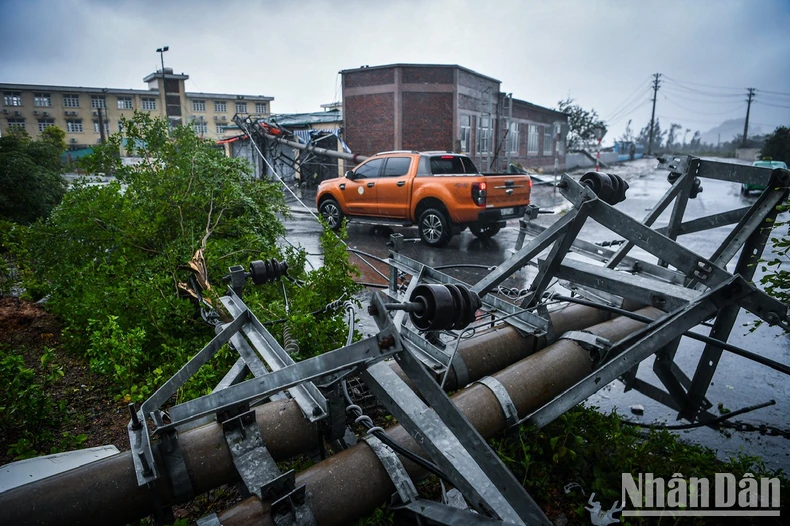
[[512, 98, 568, 118], [185, 92, 274, 102], [1, 69, 274, 102], [0, 83, 159, 96], [270, 110, 342, 127], [340, 63, 501, 84], [142, 69, 189, 82]]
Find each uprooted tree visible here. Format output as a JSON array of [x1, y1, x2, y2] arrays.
[[16, 112, 359, 403]]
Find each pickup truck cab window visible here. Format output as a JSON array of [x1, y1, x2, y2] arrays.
[[353, 158, 384, 179], [382, 157, 412, 177], [429, 155, 479, 175]]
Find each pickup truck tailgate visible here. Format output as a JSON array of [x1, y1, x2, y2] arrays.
[[484, 175, 531, 208]]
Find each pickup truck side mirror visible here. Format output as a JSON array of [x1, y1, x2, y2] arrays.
[[345, 170, 356, 180]]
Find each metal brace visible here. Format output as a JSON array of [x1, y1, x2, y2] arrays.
[[475, 376, 519, 427], [271, 485, 316, 526], [157, 430, 194, 502], [221, 409, 281, 500], [559, 330, 612, 365], [363, 435, 419, 504]]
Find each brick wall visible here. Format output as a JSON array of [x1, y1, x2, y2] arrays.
[[402, 66, 454, 84], [401, 92, 453, 151], [344, 68, 394, 88], [344, 93, 394, 156]]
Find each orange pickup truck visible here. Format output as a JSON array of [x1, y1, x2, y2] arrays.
[[316, 151, 532, 247]]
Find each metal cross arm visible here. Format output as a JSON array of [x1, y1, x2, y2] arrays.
[[129, 310, 251, 485], [221, 289, 327, 422], [558, 174, 733, 287], [471, 210, 577, 296], [519, 276, 751, 430], [158, 329, 403, 434]]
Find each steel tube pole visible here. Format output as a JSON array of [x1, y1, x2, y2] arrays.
[[0, 303, 640, 525], [259, 130, 368, 164], [226, 307, 663, 525]]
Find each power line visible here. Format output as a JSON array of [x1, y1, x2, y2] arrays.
[[607, 99, 652, 126], [661, 93, 745, 116], [660, 86, 747, 105], [607, 94, 652, 123], [755, 100, 790, 110], [603, 77, 652, 120], [757, 88, 790, 98], [661, 75, 745, 92]]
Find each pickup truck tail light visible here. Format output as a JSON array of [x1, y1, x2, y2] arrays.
[[472, 182, 487, 207]]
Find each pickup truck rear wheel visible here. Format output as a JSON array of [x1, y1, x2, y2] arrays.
[[469, 223, 501, 239], [418, 208, 452, 247], [319, 198, 344, 231]]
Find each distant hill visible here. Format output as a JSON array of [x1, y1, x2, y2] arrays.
[[700, 118, 765, 146]]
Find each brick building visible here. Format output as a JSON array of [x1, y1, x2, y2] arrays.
[[341, 63, 568, 172]]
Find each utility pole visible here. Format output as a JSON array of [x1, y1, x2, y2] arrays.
[[647, 73, 661, 156], [742, 88, 755, 147]]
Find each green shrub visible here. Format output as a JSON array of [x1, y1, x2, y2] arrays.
[[16, 113, 360, 400]]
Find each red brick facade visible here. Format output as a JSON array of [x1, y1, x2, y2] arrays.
[[341, 64, 568, 171], [402, 92, 453, 152], [344, 93, 394, 156]]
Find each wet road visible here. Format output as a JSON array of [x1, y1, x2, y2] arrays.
[[282, 158, 790, 470]]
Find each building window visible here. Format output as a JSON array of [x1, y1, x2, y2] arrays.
[[66, 120, 83, 133], [507, 122, 519, 154], [477, 116, 491, 154], [216, 125, 225, 134], [214, 101, 226, 113], [6, 118, 25, 130], [527, 124, 539, 155], [4, 92, 23, 106], [192, 100, 206, 112], [255, 102, 267, 114], [91, 96, 106, 109], [93, 121, 110, 134], [63, 94, 80, 108], [117, 96, 133, 110], [555, 124, 565, 155], [142, 98, 156, 110], [235, 102, 247, 114], [38, 119, 55, 132], [194, 123, 208, 135], [543, 126, 554, 155], [34, 93, 52, 107], [460, 115, 471, 152]]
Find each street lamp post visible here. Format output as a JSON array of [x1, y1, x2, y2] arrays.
[[156, 46, 169, 122]]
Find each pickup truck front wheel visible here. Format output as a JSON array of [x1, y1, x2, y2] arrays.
[[319, 198, 344, 231], [418, 208, 452, 247], [469, 223, 501, 239]]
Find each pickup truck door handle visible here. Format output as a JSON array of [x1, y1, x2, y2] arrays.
[[367, 182, 375, 188], [396, 181, 406, 187]]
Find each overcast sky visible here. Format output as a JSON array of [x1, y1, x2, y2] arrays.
[[2, 0, 789, 145]]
